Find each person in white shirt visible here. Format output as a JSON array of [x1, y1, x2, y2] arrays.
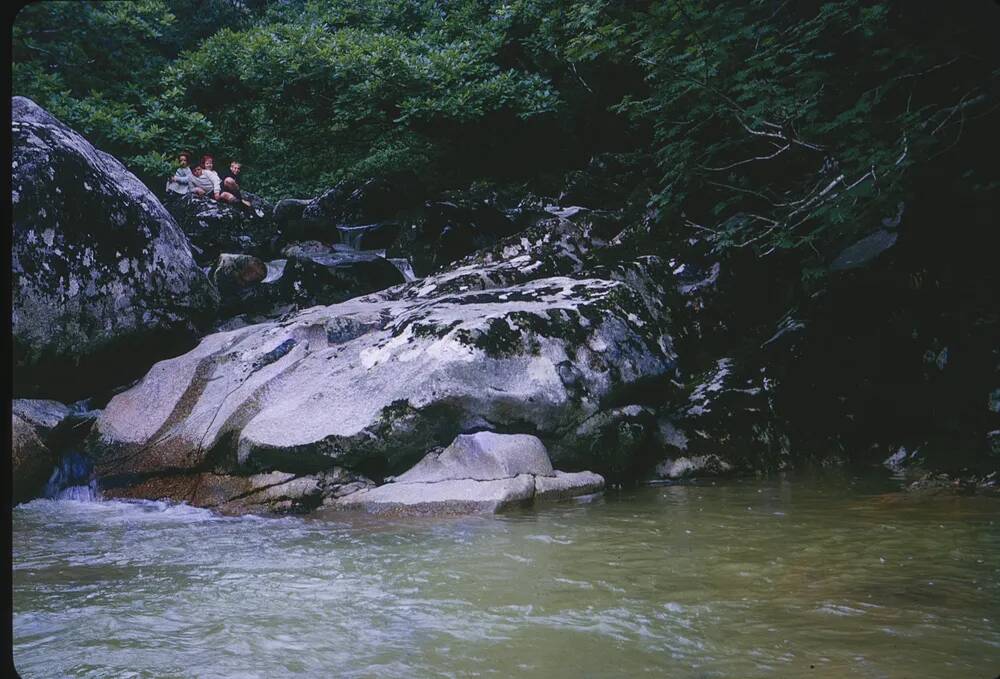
[[189, 165, 216, 197], [165, 151, 193, 196], [200, 154, 222, 200]]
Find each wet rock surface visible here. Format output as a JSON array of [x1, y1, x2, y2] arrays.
[[12, 398, 100, 504], [13, 410, 61, 506], [389, 432, 554, 483], [12, 97, 219, 400], [650, 358, 787, 478], [100, 467, 375, 515], [334, 433, 603, 515]]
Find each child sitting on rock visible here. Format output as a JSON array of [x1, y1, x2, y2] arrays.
[[189, 165, 216, 197], [200, 155, 223, 200], [165, 151, 193, 196], [219, 161, 252, 209]]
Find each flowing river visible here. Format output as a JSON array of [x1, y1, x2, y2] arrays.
[[13, 474, 1000, 678]]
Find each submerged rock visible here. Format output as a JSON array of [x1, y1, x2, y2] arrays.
[[12, 96, 218, 399], [334, 433, 603, 515]]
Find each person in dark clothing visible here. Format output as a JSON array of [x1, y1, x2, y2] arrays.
[[219, 161, 250, 207]]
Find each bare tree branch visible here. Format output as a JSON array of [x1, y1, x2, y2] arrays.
[[702, 143, 790, 171]]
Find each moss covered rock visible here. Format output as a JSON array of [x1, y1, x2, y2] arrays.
[[12, 96, 218, 399]]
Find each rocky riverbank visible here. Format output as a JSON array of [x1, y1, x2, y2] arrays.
[[11, 96, 999, 513]]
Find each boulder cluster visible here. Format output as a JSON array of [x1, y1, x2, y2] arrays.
[[11, 97, 998, 512]]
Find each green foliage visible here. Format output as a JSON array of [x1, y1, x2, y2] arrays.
[[161, 6, 570, 196], [13, 0, 650, 199], [13, 0, 995, 267], [624, 1, 996, 261]]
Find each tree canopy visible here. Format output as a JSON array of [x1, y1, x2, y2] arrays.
[[13, 0, 998, 268]]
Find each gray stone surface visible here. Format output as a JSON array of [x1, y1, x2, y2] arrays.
[[100, 466, 374, 516], [90, 218, 675, 479], [392, 432, 553, 483], [334, 433, 604, 515], [11, 399, 80, 505], [12, 96, 218, 398], [336, 474, 538, 515], [534, 470, 605, 501], [12, 399, 72, 434]]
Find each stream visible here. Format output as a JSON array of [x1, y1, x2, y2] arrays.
[[13, 473, 1000, 678]]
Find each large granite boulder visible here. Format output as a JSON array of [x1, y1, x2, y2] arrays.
[[89, 215, 677, 491], [12, 96, 218, 400], [165, 192, 278, 264], [335, 433, 604, 515]]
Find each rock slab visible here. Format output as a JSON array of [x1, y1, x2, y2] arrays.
[[335, 433, 603, 515]]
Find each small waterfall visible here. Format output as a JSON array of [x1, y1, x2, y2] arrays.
[[337, 225, 369, 250], [263, 258, 286, 283], [44, 451, 100, 501], [390, 258, 418, 282]]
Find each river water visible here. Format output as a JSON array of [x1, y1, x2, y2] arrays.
[[12, 474, 1000, 678]]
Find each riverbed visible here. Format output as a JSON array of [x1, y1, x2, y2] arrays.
[[13, 474, 1000, 678]]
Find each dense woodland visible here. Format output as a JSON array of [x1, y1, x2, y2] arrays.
[[14, 0, 998, 269]]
